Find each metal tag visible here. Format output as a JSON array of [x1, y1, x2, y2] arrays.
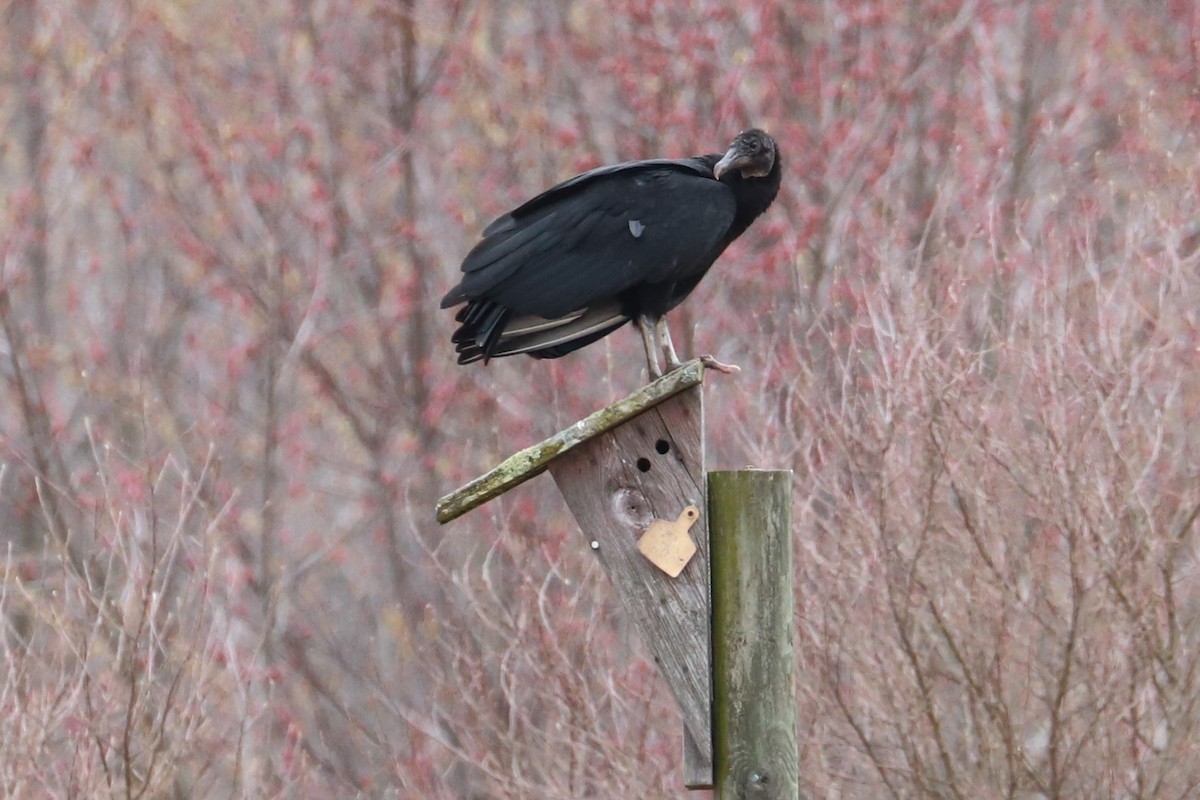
[[638, 506, 700, 577]]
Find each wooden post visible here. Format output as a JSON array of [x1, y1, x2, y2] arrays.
[[709, 470, 798, 799]]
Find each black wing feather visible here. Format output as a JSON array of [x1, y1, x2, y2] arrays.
[[445, 161, 735, 319], [480, 157, 713, 236]]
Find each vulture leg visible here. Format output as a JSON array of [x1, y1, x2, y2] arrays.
[[638, 314, 663, 379], [655, 316, 683, 372]]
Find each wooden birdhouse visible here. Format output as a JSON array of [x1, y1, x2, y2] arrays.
[[436, 360, 798, 795]]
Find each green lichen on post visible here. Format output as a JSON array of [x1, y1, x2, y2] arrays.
[[435, 359, 706, 524]]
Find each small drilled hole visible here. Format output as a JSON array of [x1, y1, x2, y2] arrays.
[[655, 439, 670, 455], [636, 457, 651, 472]]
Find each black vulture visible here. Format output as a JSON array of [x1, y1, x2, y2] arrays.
[[441, 129, 782, 378]]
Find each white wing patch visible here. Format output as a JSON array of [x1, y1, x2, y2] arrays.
[[490, 304, 628, 357]]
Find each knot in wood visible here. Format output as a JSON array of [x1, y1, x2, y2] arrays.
[[611, 486, 653, 531]]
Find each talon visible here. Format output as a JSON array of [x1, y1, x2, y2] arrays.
[[699, 355, 740, 374]]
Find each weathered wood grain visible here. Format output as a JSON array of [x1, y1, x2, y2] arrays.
[[435, 359, 705, 524], [549, 385, 713, 788], [709, 469, 799, 799]]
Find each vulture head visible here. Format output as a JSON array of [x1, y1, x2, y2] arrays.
[[714, 129, 777, 180]]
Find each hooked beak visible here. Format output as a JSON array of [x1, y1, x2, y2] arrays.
[[713, 146, 744, 180]]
